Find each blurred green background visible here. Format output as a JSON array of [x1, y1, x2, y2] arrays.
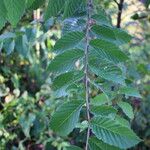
[[0, 0, 150, 149]]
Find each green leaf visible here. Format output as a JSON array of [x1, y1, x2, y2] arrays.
[[0, 17, 7, 31], [19, 113, 36, 137], [15, 35, 30, 58], [0, 32, 16, 42], [53, 71, 84, 91], [89, 58, 125, 84], [3, 39, 15, 55], [50, 100, 84, 136], [0, 0, 7, 30], [119, 86, 142, 98], [45, 0, 66, 20], [29, 0, 46, 10], [114, 115, 130, 128], [0, 0, 7, 19], [91, 93, 110, 106], [92, 25, 116, 43], [63, 0, 85, 18], [76, 120, 88, 132], [54, 31, 85, 53], [89, 137, 120, 150], [26, 0, 35, 8], [4, 0, 26, 26], [99, 82, 118, 100], [118, 101, 134, 120], [90, 39, 128, 64], [91, 105, 117, 117], [90, 116, 141, 149], [92, 10, 111, 26], [114, 28, 132, 45], [65, 145, 82, 150], [48, 49, 84, 74], [92, 25, 132, 45]]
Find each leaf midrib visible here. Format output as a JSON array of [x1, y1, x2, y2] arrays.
[[91, 120, 136, 139]]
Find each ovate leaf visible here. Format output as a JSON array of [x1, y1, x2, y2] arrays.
[[114, 28, 132, 45], [90, 39, 128, 64], [4, 0, 26, 26], [48, 49, 84, 74], [92, 10, 111, 26], [115, 115, 130, 128], [54, 31, 85, 53], [90, 116, 141, 149], [63, 0, 85, 18], [92, 25, 132, 45], [91, 93, 110, 106], [45, 0, 66, 20], [91, 105, 117, 117], [118, 101, 134, 120], [89, 58, 125, 84], [53, 71, 84, 90], [92, 25, 116, 43], [119, 86, 142, 98], [89, 137, 120, 150], [50, 100, 84, 136]]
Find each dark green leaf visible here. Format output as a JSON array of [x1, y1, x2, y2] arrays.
[[48, 49, 84, 74], [89, 137, 120, 150], [53, 71, 84, 91], [0, 0, 7, 30], [54, 31, 85, 53], [90, 39, 128, 64], [90, 116, 141, 149], [119, 86, 142, 98], [114, 115, 130, 128], [19, 113, 36, 137], [4, 0, 26, 26], [91, 93, 110, 106], [45, 0, 66, 20], [92, 10, 111, 26], [26, 0, 35, 8], [50, 100, 84, 136], [63, 0, 85, 18], [89, 58, 125, 84], [118, 101, 134, 120], [92, 25, 132, 45], [91, 105, 117, 117]]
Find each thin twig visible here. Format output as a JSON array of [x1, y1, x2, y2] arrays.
[[85, 0, 93, 150], [116, 0, 124, 28], [113, 0, 119, 5]]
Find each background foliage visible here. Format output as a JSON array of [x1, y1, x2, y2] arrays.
[[0, 0, 150, 150]]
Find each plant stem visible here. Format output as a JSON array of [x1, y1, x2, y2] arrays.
[[116, 0, 124, 28], [85, 0, 93, 149]]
